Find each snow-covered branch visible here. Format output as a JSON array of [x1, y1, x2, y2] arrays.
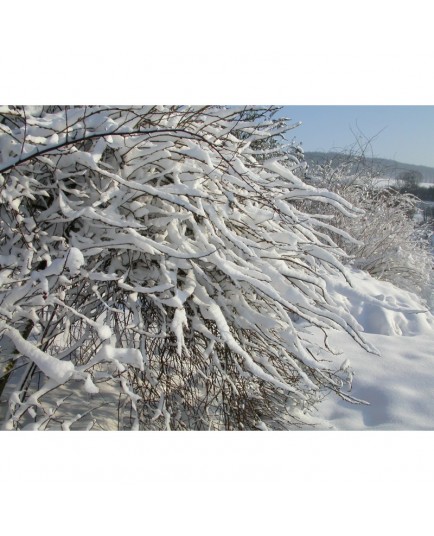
[[0, 105, 377, 430]]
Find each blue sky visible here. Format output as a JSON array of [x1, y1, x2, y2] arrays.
[[278, 106, 434, 168]]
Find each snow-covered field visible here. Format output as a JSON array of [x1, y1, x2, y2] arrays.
[[310, 268, 434, 430]]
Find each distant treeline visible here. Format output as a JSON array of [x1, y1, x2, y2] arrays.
[[397, 185, 434, 202], [304, 152, 434, 185]]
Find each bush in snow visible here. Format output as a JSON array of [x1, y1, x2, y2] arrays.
[[307, 158, 433, 299], [0, 105, 376, 430]]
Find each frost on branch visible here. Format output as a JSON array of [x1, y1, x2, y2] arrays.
[[0, 105, 375, 430]]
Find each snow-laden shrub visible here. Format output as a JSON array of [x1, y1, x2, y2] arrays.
[[308, 159, 433, 299], [0, 106, 376, 430]]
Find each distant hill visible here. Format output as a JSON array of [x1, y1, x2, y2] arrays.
[[304, 152, 434, 184]]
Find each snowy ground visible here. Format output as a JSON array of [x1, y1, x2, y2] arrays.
[[311, 268, 434, 430], [314, 330, 434, 429]]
